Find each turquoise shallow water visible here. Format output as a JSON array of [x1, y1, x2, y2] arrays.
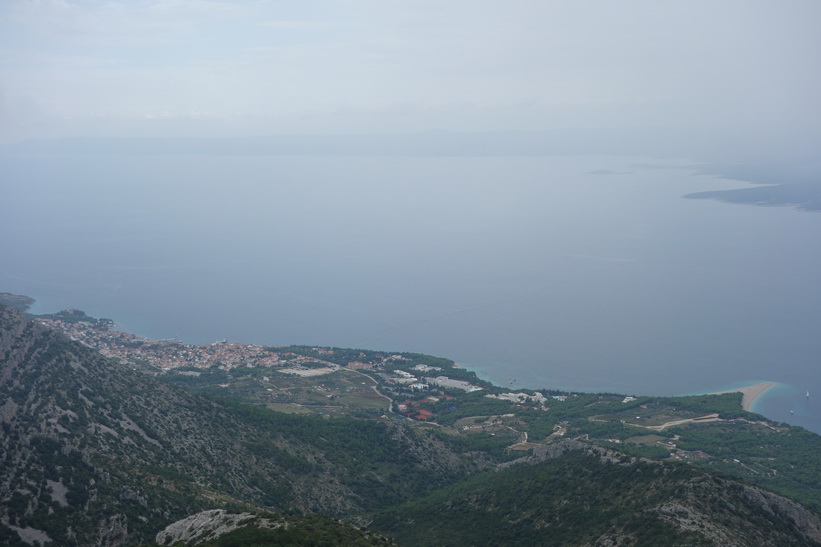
[[470, 368, 820, 432], [3, 153, 820, 433], [751, 382, 816, 426]]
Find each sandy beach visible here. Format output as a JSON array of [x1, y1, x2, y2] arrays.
[[710, 382, 775, 411]]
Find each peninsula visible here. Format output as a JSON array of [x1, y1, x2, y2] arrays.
[[709, 382, 776, 411]]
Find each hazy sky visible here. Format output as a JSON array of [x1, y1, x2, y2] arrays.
[[1, 0, 819, 143]]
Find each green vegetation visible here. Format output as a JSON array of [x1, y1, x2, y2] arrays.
[[0, 292, 35, 313], [669, 421, 821, 510], [191, 515, 394, 547], [372, 451, 717, 546], [212, 398, 474, 505], [657, 392, 759, 419], [5, 302, 821, 546], [35, 308, 115, 330], [271, 346, 455, 371], [154, 350, 821, 512], [164, 366, 390, 417], [372, 444, 821, 545]]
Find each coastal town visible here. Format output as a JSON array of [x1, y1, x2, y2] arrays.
[[33, 310, 490, 422], [32, 307, 793, 481], [35, 309, 327, 371]]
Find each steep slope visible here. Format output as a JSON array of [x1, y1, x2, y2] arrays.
[[0, 305, 477, 545], [153, 509, 395, 546], [371, 440, 821, 546]]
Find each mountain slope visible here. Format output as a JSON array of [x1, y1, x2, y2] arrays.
[[371, 441, 821, 546], [153, 509, 395, 546], [0, 305, 478, 545], [3, 303, 821, 546]]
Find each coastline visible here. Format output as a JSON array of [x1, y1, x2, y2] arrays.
[[709, 382, 776, 412], [0, 293, 782, 413]]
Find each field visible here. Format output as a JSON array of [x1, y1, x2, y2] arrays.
[[163, 366, 390, 417]]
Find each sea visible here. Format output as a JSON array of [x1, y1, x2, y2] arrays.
[[3, 153, 820, 433]]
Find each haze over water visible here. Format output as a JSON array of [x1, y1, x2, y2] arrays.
[[3, 152, 820, 432]]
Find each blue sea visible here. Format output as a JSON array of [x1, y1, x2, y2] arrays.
[[3, 153, 820, 433]]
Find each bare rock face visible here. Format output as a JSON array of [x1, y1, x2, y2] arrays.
[[96, 514, 130, 547], [155, 510, 277, 546], [155, 510, 397, 546]]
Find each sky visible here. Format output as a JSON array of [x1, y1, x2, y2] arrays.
[[1, 0, 820, 147]]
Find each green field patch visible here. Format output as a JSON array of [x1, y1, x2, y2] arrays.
[[591, 404, 707, 428], [626, 434, 667, 445], [264, 403, 313, 414], [162, 366, 388, 416]]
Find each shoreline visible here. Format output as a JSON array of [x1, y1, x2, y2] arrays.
[[0, 293, 785, 416], [708, 382, 776, 411]]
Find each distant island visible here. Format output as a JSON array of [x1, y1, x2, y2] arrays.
[[685, 181, 821, 211]]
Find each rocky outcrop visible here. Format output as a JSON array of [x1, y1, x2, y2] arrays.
[[156, 510, 396, 546], [496, 438, 592, 469], [155, 510, 273, 546], [654, 475, 821, 546]]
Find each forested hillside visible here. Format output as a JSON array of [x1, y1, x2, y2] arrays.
[[0, 305, 480, 545], [372, 441, 821, 546], [2, 303, 821, 546]]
